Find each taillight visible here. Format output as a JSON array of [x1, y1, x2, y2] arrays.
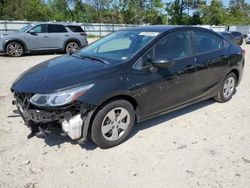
[[80, 32, 86, 36]]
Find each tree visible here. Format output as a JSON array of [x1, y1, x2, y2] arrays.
[[0, 0, 250, 25], [0, 0, 51, 21], [145, 0, 166, 24], [201, 0, 226, 25], [20, 0, 52, 21], [165, 0, 205, 25], [227, 0, 250, 24]]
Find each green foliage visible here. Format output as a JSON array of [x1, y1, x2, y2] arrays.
[[165, 0, 206, 25], [226, 0, 250, 24], [165, 0, 250, 25], [0, 0, 250, 25], [201, 0, 226, 25], [0, 0, 51, 21]]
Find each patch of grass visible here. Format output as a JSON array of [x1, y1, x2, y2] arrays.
[[87, 34, 99, 38]]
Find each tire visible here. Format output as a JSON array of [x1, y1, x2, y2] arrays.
[[90, 100, 135, 149], [65, 41, 80, 54], [239, 39, 243, 45], [6, 42, 24, 57], [214, 72, 237, 103]]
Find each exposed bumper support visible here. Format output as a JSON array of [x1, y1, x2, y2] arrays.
[[12, 94, 96, 142]]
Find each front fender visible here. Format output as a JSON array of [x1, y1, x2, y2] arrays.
[[3, 39, 27, 52]]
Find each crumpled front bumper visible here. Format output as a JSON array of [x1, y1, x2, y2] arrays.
[[13, 91, 96, 141]]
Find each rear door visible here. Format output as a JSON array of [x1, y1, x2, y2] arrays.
[[47, 24, 68, 49], [24, 24, 49, 50], [191, 29, 228, 99]]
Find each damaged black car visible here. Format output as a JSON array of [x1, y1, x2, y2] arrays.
[[11, 26, 245, 149]]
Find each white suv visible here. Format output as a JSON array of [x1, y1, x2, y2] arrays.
[[0, 23, 88, 57]]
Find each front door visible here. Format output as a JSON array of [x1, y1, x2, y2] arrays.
[[25, 24, 49, 51], [133, 30, 197, 118]]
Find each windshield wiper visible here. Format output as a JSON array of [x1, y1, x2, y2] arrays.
[[78, 55, 110, 64]]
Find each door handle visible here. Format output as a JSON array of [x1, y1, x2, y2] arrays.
[[44, 36, 49, 38], [184, 64, 195, 71]]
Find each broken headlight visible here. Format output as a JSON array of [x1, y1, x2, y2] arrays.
[[30, 84, 94, 107]]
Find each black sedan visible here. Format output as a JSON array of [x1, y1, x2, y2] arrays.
[[11, 26, 245, 149]]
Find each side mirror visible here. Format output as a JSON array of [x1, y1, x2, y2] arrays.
[[29, 30, 36, 34], [152, 57, 175, 68]]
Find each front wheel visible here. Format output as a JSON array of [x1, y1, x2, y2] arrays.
[[6, 42, 24, 57], [214, 72, 237, 103], [90, 100, 135, 149]]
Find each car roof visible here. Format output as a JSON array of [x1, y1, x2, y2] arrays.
[[33, 22, 82, 27], [121, 25, 214, 33], [219, 31, 231, 34]]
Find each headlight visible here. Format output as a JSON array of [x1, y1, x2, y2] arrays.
[[30, 84, 94, 107]]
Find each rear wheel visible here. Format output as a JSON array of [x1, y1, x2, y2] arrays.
[[6, 42, 24, 57], [65, 41, 80, 54], [214, 72, 237, 103], [90, 100, 135, 149]]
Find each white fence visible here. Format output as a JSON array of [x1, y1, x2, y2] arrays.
[[0, 21, 140, 36], [0, 20, 250, 36]]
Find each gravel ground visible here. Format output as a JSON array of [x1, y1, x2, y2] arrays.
[[0, 43, 250, 188]]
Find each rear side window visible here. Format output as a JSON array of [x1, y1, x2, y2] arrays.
[[193, 31, 224, 54], [68, 26, 84, 32], [48, 24, 67, 33]]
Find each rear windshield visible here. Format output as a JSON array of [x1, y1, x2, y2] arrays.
[[68, 26, 84, 32]]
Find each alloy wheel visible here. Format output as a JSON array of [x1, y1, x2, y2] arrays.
[[7, 42, 24, 57], [66, 42, 79, 54], [101, 107, 131, 141], [223, 77, 235, 99]]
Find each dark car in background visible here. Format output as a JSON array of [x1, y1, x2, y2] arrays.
[[230, 31, 244, 45], [0, 23, 88, 57], [218, 31, 244, 45], [11, 26, 245, 148]]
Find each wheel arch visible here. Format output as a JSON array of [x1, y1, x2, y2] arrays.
[[229, 69, 240, 83], [87, 95, 140, 136], [63, 38, 81, 51], [4, 39, 27, 53]]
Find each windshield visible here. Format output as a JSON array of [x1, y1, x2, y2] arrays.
[[18, 24, 33, 32], [78, 30, 160, 64]]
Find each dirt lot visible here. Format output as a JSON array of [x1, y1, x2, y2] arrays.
[[0, 43, 250, 188]]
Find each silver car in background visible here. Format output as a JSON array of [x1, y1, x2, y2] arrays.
[[0, 23, 88, 57], [246, 33, 250, 44]]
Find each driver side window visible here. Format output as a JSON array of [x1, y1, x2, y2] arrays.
[[142, 31, 191, 66], [32, 25, 47, 33]]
